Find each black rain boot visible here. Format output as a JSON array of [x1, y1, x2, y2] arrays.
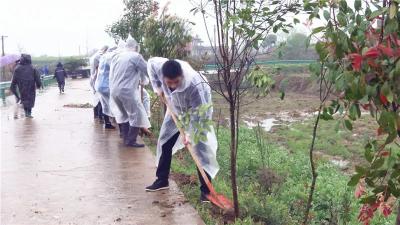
[[104, 115, 115, 129], [25, 108, 33, 118], [124, 126, 145, 148], [105, 123, 115, 129], [118, 124, 123, 138], [93, 106, 99, 119], [120, 122, 130, 139], [97, 103, 104, 124]]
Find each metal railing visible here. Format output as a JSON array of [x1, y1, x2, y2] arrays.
[[203, 59, 315, 71], [0, 74, 56, 103]]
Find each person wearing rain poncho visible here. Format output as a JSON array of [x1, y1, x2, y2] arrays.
[[145, 58, 219, 203], [90, 45, 108, 121], [54, 62, 67, 93], [94, 44, 125, 130], [10, 54, 42, 118], [109, 36, 151, 147]]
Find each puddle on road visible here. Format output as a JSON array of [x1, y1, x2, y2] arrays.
[[63, 103, 93, 108]]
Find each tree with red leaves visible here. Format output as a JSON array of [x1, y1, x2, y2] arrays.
[[303, 0, 400, 224]]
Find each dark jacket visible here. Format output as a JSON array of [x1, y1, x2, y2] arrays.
[[54, 63, 67, 83], [10, 54, 42, 109]]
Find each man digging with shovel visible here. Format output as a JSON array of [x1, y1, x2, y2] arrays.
[[145, 58, 220, 203]]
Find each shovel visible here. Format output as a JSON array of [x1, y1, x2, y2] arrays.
[[160, 94, 234, 211]]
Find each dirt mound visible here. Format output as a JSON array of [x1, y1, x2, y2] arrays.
[[273, 74, 320, 95], [209, 206, 236, 224], [257, 167, 284, 192], [63, 103, 93, 108]]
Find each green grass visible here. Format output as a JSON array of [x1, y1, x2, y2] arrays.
[[269, 116, 378, 161], [145, 113, 398, 224]]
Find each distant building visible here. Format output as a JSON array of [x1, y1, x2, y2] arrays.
[[189, 35, 203, 56], [187, 35, 217, 63]]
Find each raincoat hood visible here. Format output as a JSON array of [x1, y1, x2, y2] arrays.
[[173, 60, 195, 92], [148, 57, 194, 93], [117, 40, 126, 49], [125, 35, 139, 52], [19, 54, 32, 65], [100, 45, 109, 53]]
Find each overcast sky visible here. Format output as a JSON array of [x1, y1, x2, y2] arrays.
[[0, 0, 309, 57]]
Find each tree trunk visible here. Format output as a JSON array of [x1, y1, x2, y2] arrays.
[[396, 203, 400, 225], [303, 108, 321, 225], [229, 103, 239, 217]]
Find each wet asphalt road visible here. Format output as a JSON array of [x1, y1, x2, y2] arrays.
[[1, 79, 205, 225]]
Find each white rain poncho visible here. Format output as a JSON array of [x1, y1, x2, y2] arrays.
[[94, 47, 119, 116], [142, 88, 151, 118], [89, 52, 101, 105], [89, 52, 101, 85], [89, 47, 107, 105], [141, 75, 151, 118], [147, 57, 219, 178], [109, 45, 150, 128]]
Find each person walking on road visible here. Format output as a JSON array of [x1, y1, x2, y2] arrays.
[[54, 62, 67, 93], [10, 54, 42, 118], [43, 65, 49, 76]]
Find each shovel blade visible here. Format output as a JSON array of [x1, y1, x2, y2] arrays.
[[207, 193, 234, 211]]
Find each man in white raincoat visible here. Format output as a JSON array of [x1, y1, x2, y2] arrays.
[[109, 36, 150, 147], [90, 45, 108, 121], [145, 58, 219, 203], [95, 46, 118, 129], [95, 41, 126, 132]]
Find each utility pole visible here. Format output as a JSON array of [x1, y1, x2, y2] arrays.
[[1, 35, 7, 56], [1, 35, 8, 81], [58, 41, 61, 60]]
